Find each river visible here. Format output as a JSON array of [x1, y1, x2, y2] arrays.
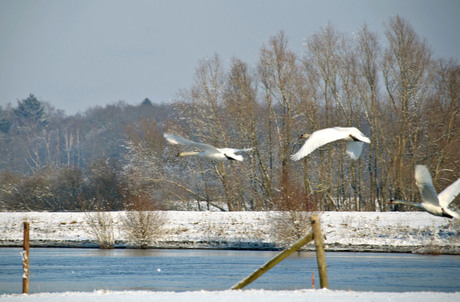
[[0, 248, 459, 294]]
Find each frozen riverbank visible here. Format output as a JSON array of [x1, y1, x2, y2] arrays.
[[0, 211, 459, 254]]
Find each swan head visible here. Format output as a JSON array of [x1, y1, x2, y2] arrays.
[[442, 209, 454, 219], [298, 133, 311, 140], [387, 199, 407, 205], [387, 199, 406, 206]]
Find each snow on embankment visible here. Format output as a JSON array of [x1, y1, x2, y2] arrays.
[[0, 211, 459, 253], [2, 289, 459, 302]]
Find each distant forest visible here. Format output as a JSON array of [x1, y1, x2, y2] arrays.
[[0, 16, 458, 212]]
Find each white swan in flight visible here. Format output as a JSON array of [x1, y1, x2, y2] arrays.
[[164, 133, 252, 161], [388, 165, 460, 219], [290, 127, 371, 161]]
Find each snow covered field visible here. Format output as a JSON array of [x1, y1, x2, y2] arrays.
[[1, 289, 459, 302], [0, 211, 459, 253]]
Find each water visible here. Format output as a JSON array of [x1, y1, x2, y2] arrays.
[[0, 248, 459, 294]]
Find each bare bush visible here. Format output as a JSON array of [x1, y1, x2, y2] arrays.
[[122, 211, 165, 248], [121, 175, 166, 248], [272, 211, 314, 248], [85, 211, 115, 249], [270, 171, 318, 247]]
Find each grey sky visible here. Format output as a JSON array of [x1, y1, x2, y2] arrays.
[[1, 0, 459, 115]]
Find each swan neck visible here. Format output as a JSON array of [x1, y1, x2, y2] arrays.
[[177, 151, 199, 157], [391, 199, 421, 208]]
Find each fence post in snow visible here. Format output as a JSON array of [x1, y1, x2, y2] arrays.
[[230, 214, 328, 290], [230, 231, 314, 290], [22, 221, 30, 294], [311, 214, 328, 289]]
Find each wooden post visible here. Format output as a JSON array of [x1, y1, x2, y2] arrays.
[[231, 231, 314, 290], [311, 214, 328, 288], [22, 221, 30, 294]]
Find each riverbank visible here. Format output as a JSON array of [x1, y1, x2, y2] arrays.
[[0, 211, 459, 254], [2, 289, 459, 302]]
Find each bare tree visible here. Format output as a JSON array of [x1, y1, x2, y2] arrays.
[[303, 23, 346, 210], [423, 59, 460, 205], [258, 31, 309, 209], [382, 15, 433, 202], [222, 58, 264, 209], [172, 54, 254, 211], [354, 24, 385, 210]]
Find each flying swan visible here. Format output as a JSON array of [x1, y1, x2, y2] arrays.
[[388, 165, 460, 219], [164, 133, 252, 161], [290, 127, 371, 161]]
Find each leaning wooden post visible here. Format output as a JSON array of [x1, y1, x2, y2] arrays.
[[231, 231, 314, 290], [311, 214, 328, 289], [22, 221, 30, 294]]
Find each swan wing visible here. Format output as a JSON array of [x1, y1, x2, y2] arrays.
[[218, 148, 252, 161], [438, 178, 460, 208], [232, 147, 253, 154], [290, 127, 354, 161], [415, 165, 440, 207], [444, 208, 460, 219], [348, 127, 371, 144], [164, 134, 218, 153], [346, 141, 364, 160]]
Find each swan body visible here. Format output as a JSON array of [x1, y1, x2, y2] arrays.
[[388, 165, 460, 219], [164, 133, 252, 161], [290, 127, 371, 161]]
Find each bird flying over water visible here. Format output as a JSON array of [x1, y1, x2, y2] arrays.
[[164, 133, 252, 161], [290, 127, 371, 161], [388, 165, 460, 219]]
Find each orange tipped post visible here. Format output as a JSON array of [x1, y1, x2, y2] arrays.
[[312, 272, 315, 289]]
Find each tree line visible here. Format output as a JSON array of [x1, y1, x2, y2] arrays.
[[0, 16, 458, 212]]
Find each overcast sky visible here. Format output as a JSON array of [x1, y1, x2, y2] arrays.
[[1, 0, 459, 115]]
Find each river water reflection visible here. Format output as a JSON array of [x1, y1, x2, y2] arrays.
[[0, 248, 459, 294]]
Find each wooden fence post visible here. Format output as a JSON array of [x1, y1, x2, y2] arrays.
[[231, 214, 329, 290], [311, 214, 328, 289], [22, 221, 30, 294], [231, 231, 314, 290]]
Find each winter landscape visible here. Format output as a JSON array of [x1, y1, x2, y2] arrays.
[[2, 1, 460, 300], [1, 211, 460, 301]]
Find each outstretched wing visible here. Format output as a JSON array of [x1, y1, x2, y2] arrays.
[[217, 148, 253, 161], [414, 165, 440, 207], [346, 141, 364, 160], [291, 128, 352, 161], [232, 147, 253, 154], [438, 178, 460, 208], [164, 134, 218, 153]]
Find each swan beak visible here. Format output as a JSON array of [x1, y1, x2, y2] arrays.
[[175, 152, 180, 157], [299, 133, 310, 139], [387, 199, 394, 204]]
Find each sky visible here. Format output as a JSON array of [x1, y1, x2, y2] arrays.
[[0, 0, 459, 116]]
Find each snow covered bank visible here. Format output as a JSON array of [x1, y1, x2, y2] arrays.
[[1, 289, 459, 302], [0, 211, 459, 254]]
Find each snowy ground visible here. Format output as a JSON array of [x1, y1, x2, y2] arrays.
[[0, 211, 459, 253], [1, 211, 460, 301], [1, 289, 459, 302]]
